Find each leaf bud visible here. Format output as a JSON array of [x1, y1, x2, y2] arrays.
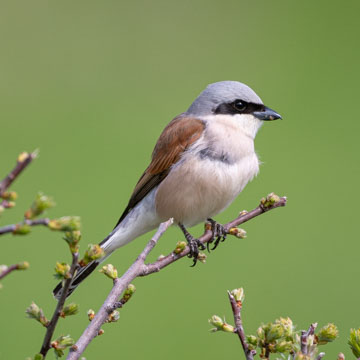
[[231, 288, 245, 304], [17, 261, 30, 270], [174, 241, 187, 254], [87, 309, 95, 321], [228, 227, 247, 239], [25, 302, 49, 327], [100, 264, 118, 280], [348, 328, 360, 358], [54, 262, 71, 279], [197, 252, 207, 263], [13, 224, 31, 235], [24, 192, 55, 219], [316, 323, 338, 344], [80, 244, 104, 266], [48, 216, 81, 232], [61, 303, 79, 317]]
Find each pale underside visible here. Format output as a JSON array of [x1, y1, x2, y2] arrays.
[[102, 114, 261, 253]]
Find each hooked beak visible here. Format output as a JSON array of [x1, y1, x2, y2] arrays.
[[253, 106, 282, 121]]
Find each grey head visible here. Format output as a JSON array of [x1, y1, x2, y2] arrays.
[[186, 81, 281, 121]]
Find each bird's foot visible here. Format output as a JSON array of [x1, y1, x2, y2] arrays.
[[178, 223, 205, 267], [206, 218, 227, 251]]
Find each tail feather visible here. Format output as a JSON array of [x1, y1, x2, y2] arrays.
[[53, 252, 112, 300]]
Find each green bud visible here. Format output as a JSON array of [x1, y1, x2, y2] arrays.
[[17, 261, 30, 270], [34, 354, 44, 360], [54, 262, 71, 279], [99, 264, 118, 280], [261, 192, 281, 208], [247, 335, 258, 347], [4, 200, 16, 208], [228, 227, 247, 239], [197, 252, 207, 263], [231, 288, 245, 303], [208, 315, 234, 333], [25, 302, 49, 327], [18, 151, 30, 162], [266, 323, 285, 342], [51, 335, 75, 357], [317, 323, 338, 344], [122, 283, 136, 303], [275, 340, 294, 353], [61, 303, 79, 317], [348, 328, 360, 358], [13, 224, 31, 235], [209, 315, 224, 331], [222, 323, 235, 333], [275, 317, 294, 337], [25, 192, 55, 219], [79, 244, 104, 266], [98, 329, 105, 336], [63, 230, 81, 253], [1, 191, 18, 201], [157, 254, 165, 261], [257, 326, 265, 340], [87, 309, 95, 321], [48, 216, 81, 232], [174, 241, 187, 254], [107, 310, 120, 323]]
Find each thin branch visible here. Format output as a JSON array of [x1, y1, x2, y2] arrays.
[[0, 218, 49, 236], [301, 323, 318, 354], [40, 252, 79, 357], [67, 196, 286, 360], [67, 219, 173, 360], [0, 151, 37, 196], [140, 196, 287, 276], [228, 291, 255, 360], [0, 264, 20, 280]]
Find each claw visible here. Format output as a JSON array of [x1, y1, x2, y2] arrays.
[[207, 218, 227, 251], [178, 223, 205, 267]]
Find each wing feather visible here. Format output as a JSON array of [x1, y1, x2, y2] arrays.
[[114, 115, 205, 227]]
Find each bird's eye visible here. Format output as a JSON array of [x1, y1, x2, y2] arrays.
[[233, 100, 247, 112]]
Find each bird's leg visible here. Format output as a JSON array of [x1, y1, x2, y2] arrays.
[[206, 218, 227, 251], [178, 223, 205, 267]]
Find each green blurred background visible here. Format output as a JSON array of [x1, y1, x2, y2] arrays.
[[1, 0, 359, 358]]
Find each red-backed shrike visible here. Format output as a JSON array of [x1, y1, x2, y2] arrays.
[[54, 80, 281, 298]]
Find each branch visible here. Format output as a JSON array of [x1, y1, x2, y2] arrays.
[[0, 218, 49, 236], [141, 195, 287, 275], [301, 323, 318, 354], [40, 252, 79, 357], [228, 291, 255, 360], [0, 261, 29, 280], [67, 195, 286, 360], [0, 151, 37, 196]]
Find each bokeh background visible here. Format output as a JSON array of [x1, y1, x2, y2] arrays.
[[1, 0, 359, 359]]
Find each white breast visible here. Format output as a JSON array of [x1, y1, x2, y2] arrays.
[[155, 114, 261, 227]]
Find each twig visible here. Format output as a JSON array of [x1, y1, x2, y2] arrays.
[[301, 323, 317, 354], [316, 353, 326, 360], [0, 218, 49, 236], [67, 196, 286, 360], [40, 252, 79, 357], [141, 196, 287, 276], [0, 151, 37, 196], [228, 291, 255, 360], [0, 264, 21, 280]]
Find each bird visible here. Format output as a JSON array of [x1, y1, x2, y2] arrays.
[[53, 80, 281, 299]]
